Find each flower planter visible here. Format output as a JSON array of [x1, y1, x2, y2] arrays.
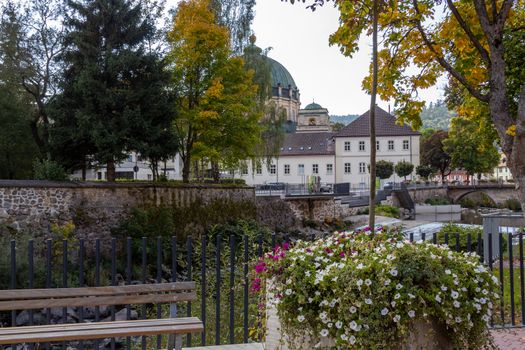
[[265, 299, 453, 350]]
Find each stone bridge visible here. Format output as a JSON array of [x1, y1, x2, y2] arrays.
[[403, 184, 518, 205], [446, 184, 517, 205]]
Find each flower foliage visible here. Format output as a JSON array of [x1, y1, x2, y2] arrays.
[[253, 228, 499, 349]]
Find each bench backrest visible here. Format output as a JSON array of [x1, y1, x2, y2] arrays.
[[0, 282, 196, 311]]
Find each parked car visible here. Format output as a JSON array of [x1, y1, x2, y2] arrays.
[[319, 183, 332, 193], [259, 182, 285, 191]]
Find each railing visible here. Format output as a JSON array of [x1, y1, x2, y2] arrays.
[[2, 223, 525, 349], [1, 234, 294, 349]]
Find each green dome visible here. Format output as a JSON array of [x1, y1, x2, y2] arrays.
[[267, 57, 297, 89], [305, 102, 322, 110]]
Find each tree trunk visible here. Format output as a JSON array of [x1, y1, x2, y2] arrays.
[[182, 154, 191, 183], [368, 0, 379, 231], [81, 161, 87, 181], [106, 159, 116, 182], [211, 162, 220, 183], [507, 85, 525, 214]]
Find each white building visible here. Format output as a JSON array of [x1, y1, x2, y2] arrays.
[[334, 106, 421, 188], [240, 105, 421, 188]]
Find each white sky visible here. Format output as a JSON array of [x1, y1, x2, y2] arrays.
[[167, 0, 445, 115]]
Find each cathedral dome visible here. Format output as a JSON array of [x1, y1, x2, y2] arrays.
[[304, 102, 322, 110], [267, 57, 297, 89]]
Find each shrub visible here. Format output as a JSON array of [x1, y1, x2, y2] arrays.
[[437, 223, 507, 256], [424, 197, 451, 205], [33, 159, 69, 181], [459, 192, 495, 209], [254, 228, 498, 349], [375, 204, 400, 218], [502, 198, 522, 212]]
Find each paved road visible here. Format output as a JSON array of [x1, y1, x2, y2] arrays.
[[491, 328, 525, 349]]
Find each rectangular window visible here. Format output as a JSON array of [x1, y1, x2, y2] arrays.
[[270, 164, 276, 175], [284, 164, 290, 175], [256, 164, 262, 175], [359, 141, 365, 151], [312, 164, 319, 174], [326, 164, 333, 175], [344, 163, 351, 174], [97, 172, 102, 180], [344, 141, 351, 151], [147, 174, 152, 180], [127, 154, 133, 162], [388, 140, 395, 151], [241, 165, 248, 175], [403, 140, 409, 150], [376, 140, 380, 151], [298, 164, 305, 175], [359, 162, 367, 174]]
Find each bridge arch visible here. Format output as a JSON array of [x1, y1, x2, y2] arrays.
[[450, 189, 498, 206]]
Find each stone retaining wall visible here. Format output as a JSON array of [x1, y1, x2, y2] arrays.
[[0, 180, 255, 239]]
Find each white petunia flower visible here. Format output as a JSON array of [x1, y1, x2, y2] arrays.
[[435, 294, 442, 303], [445, 269, 451, 275], [349, 306, 357, 313], [320, 329, 329, 337], [381, 308, 389, 316], [391, 301, 396, 307], [365, 298, 372, 305], [408, 310, 416, 318], [441, 285, 447, 292], [349, 335, 356, 344], [357, 279, 363, 286], [396, 283, 403, 290], [453, 301, 461, 308], [335, 321, 343, 329], [298, 315, 305, 322], [393, 315, 401, 322], [455, 316, 462, 323], [365, 279, 372, 286], [451, 290, 459, 299], [390, 268, 398, 277], [285, 289, 292, 295], [384, 279, 391, 286], [340, 334, 348, 341], [394, 293, 401, 300], [349, 321, 358, 330]]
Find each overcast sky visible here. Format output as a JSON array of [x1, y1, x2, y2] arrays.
[[167, 0, 444, 115]]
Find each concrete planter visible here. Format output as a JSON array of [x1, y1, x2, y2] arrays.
[[265, 299, 453, 350]]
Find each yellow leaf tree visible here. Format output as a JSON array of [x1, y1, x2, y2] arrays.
[[168, 0, 262, 182], [291, 0, 525, 213]]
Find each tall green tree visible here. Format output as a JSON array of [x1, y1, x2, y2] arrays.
[[210, 0, 256, 55], [0, 0, 64, 156], [421, 130, 452, 183], [53, 0, 174, 181], [0, 85, 38, 179], [168, 0, 262, 183], [444, 117, 500, 183]]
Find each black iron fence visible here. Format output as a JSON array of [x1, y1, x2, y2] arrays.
[[2, 227, 525, 349], [1, 233, 291, 349]]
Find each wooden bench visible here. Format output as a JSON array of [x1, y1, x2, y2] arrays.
[[0, 282, 203, 350]]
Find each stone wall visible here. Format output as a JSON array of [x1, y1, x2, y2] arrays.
[[406, 187, 448, 204], [257, 196, 364, 227], [0, 180, 255, 239]]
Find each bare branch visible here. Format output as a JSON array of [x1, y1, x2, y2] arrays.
[[412, 0, 489, 103], [498, 0, 514, 28], [445, 0, 491, 66]]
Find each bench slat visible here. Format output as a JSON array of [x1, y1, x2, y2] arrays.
[[0, 282, 196, 300], [0, 291, 197, 311], [0, 318, 203, 344], [0, 317, 201, 335]]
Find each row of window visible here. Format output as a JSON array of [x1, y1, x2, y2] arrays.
[[344, 140, 410, 152], [248, 162, 370, 176]]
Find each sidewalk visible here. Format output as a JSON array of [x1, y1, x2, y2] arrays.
[[491, 328, 525, 350]]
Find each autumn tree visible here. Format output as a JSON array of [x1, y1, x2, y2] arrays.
[[168, 0, 262, 183], [211, 0, 256, 55], [288, 0, 525, 215]]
